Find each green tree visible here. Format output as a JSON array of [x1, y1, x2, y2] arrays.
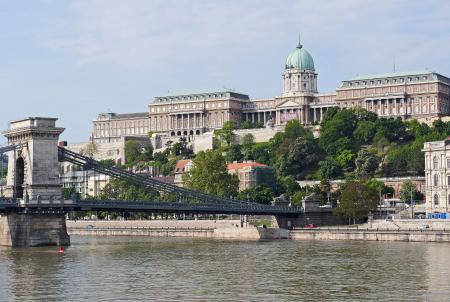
[[242, 134, 255, 160], [99, 159, 115, 168], [276, 136, 321, 179], [335, 180, 378, 224], [225, 144, 243, 162], [365, 178, 394, 201], [183, 150, 239, 197], [214, 121, 236, 147], [277, 175, 301, 197], [319, 108, 358, 154], [336, 150, 356, 171], [125, 140, 142, 164], [251, 142, 272, 165], [171, 139, 193, 157], [291, 190, 308, 206], [354, 120, 377, 144], [242, 133, 255, 148], [355, 149, 379, 178], [62, 187, 77, 199], [399, 180, 422, 204], [238, 185, 274, 204], [318, 157, 343, 180], [99, 178, 159, 201], [284, 119, 308, 140], [143, 142, 154, 161]]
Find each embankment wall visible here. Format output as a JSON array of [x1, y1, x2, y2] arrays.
[[291, 229, 450, 242]]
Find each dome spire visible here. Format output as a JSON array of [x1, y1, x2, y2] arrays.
[[297, 33, 302, 49]]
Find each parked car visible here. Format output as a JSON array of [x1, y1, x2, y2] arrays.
[[417, 224, 430, 230], [305, 224, 317, 229]]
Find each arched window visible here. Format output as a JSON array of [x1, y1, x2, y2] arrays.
[[434, 174, 440, 186], [434, 194, 439, 205], [433, 156, 439, 169]]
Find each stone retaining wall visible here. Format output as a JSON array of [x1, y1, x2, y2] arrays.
[[291, 229, 450, 242], [67, 220, 289, 240], [362, 219, 450, 230]]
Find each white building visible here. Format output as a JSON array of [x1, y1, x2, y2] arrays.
[[422, 139, 450, 218]]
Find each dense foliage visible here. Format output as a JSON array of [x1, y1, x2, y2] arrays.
[[125, 138, 193, 176], [182, 150, 239, 197], [249, 108, 450, 182]]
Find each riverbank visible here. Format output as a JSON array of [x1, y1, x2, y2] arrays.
[[291, 228, 450, 242], [67, 219, 450, 242], [67, 220, 290, 240]]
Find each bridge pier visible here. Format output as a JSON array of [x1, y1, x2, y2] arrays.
[[0, 212, 70, 247]]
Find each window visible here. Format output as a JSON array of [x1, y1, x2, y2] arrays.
[[433, 156, 439, 169], [421, 97, 427, 113], [434, 174, 440, 186], [434, 194, 439, 205]]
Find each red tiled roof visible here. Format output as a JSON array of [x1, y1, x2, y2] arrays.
[[175, 159, 192, 173], [226, 162, 267, 171]]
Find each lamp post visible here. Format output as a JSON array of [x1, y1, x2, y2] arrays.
[[411, 186, 414, 219]]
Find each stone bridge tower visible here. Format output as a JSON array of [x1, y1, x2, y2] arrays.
[[3, 117, 64, 201], [0, 117, 69, 247]]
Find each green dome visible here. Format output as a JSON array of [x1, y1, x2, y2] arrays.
[[285, 43, 315, 70]]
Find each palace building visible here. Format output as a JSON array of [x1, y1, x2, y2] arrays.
[[91, 40, 450, 144]]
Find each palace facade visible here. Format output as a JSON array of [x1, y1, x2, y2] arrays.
[[91, 41, 450, 143]]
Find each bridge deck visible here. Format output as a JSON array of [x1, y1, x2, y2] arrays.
[[0, 199, 302, 216]]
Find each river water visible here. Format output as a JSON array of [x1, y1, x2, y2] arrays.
[[0, 236, 450, 301]]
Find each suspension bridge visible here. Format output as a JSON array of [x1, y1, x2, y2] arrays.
[[0, 117, 302, 247]]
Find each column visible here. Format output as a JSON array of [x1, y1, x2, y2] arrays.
[[188, 113, 191, 129], [320, 108, 323, 121], [263, 111, 266, 124], [313, 109, 317, 123], [305, 107, 309, 124]]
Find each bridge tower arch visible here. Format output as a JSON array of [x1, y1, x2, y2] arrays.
[[15, 155, 25, 198], [3, 117, 64, 201]]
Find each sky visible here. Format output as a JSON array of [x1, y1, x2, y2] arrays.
[[1, 0, 450, 144]]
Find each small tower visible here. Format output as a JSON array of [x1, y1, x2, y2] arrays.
[[3, 117, 65, 201]]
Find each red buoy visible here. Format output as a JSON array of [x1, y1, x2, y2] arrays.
[[58, 246, 65, 254]]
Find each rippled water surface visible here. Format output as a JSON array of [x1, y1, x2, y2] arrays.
[[1, 236, 450, 301]]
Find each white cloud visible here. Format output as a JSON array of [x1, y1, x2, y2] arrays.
[[47, 0, 450, 80]]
